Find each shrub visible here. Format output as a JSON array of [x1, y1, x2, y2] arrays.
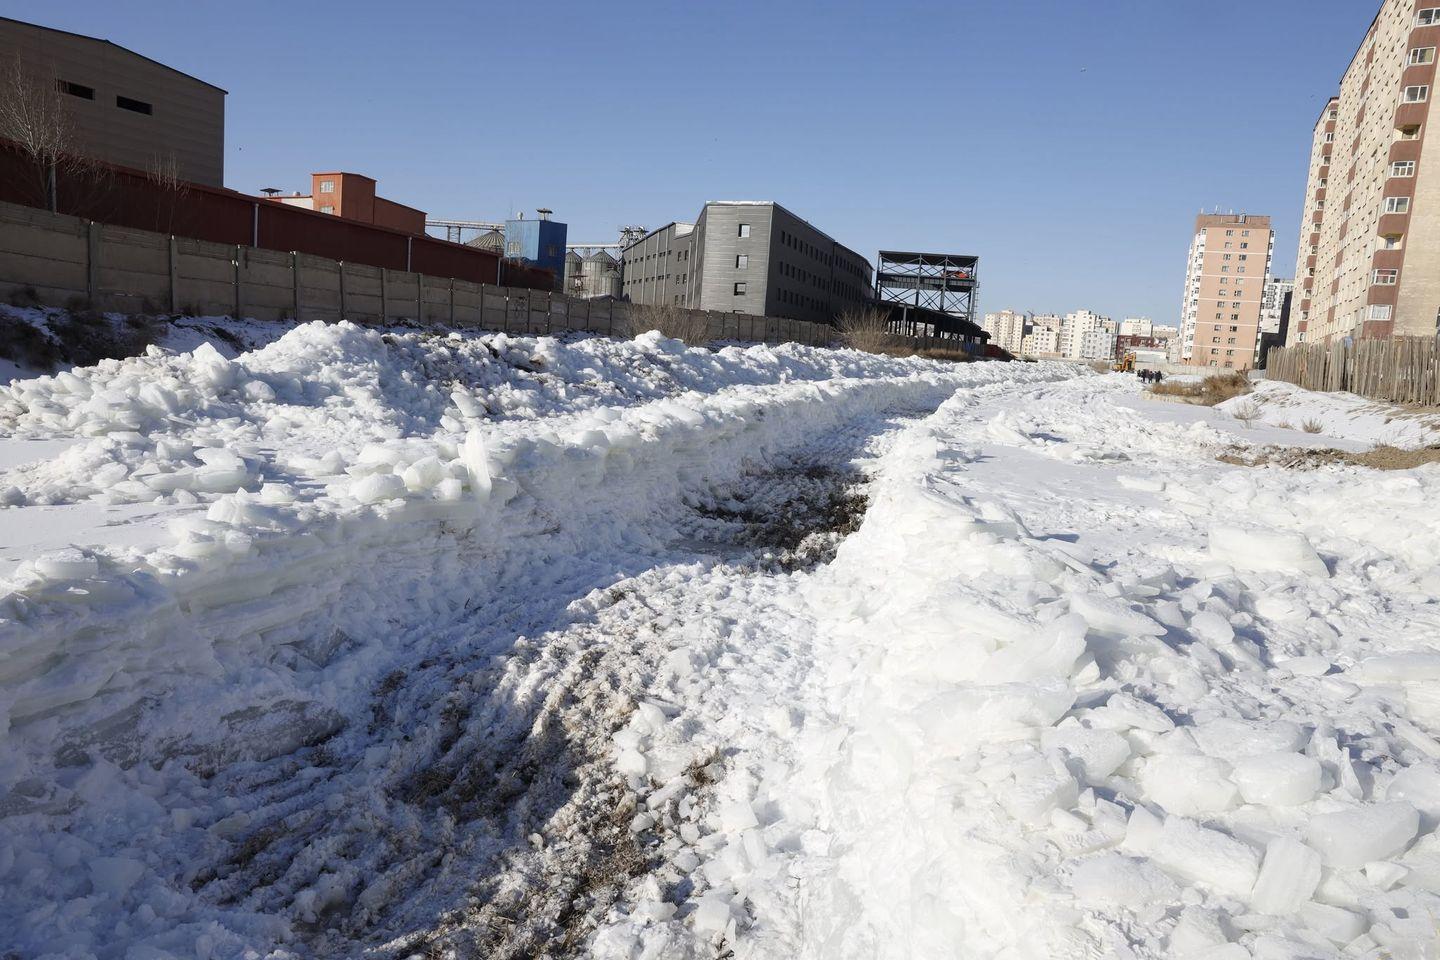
[[1302, 419, 1323, 434], [6, 285, 40, 308], [1149, 371, 1253, 406], [837, 308, 915, 356], [621, 303, 713, 345], [1230, 400, 1261, 427]]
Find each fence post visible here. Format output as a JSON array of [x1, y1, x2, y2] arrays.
[[380, 267, 388, 324], [168, 235, 179, 313], [417, 272, 424, 323], [86, 220, 99, 304], [292, 251, 301, 321], [339, 261, 347, 322], [449, 278, 455, 325], [233, 244, 242, 320]]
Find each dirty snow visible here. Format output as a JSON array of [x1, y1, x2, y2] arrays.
[[4, 328, 1440, 960]]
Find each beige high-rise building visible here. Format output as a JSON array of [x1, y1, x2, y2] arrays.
[[1178, 213, 1274, 371], [1289, 1, 1440, 344], [981, 309, 1029, 354]]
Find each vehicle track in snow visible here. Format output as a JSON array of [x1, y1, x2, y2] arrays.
[[161, 402, 934, 959]]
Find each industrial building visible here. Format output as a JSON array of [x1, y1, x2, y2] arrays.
[[0, 17, 225, 186], [1288, 0, 1440, 343], [564, 248, 622, 299], [1178, 213, 1275, 371], [502, 210, 567, 290], [874, 251, 980, 338], [260, 172, 426, 235], [621, 201, 872, 323]]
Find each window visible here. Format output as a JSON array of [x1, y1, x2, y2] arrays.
[[1382, 234, 1404, 250], [735, 254, 748, 269], [1404, 85, 1430, 103], [320, 205, 335, 214], [1373, 268, 1399, 285], [319, 180, 334, 194], [1240, 242, 1249, 249], [1391, 160, 1417, 177], [57, 80, 94, 100], [1399, 125, 1422, 140], [1370, 304, 1394, 321], [1325, 132, 1335, 143], [733, 282, 747, 295], [1412, 47, 1437, 65], [737, 224, 750, 238], [1385, 196, 1412, 214], [1418, 7, 1440, 25], [116, 95, 152, 115]]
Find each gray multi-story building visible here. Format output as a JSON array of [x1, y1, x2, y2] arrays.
[[621, 201, 872, 323]]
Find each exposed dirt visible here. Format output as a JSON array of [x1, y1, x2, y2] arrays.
[[1219, 443, 1440, 471], [692, 464, 870, 571], [1148, 372, 1252, 406]]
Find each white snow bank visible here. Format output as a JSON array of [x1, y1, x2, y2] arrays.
[[599, 373, 1440, 958], [0, 322, 1081, 958], [1218, 378, 1440, 449]]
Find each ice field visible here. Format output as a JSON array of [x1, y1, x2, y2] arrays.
[[3, 320, 1440, 958]]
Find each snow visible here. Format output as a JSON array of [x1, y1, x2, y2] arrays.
[[6, 337, 1440, 959], [1219, 378, 1440, 448]]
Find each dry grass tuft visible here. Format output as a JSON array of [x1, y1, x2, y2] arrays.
[[1150, 372, 1252, 406], [621, 303, 713, 345], [1302, 418, 1323, 434], [1230, 400, 1261, 427], [837, 308, 902, 354]]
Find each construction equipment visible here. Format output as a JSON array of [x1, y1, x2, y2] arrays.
[[1113, 351, 1136, 373]]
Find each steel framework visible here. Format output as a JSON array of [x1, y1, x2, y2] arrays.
[[874, 251, 979, 338]]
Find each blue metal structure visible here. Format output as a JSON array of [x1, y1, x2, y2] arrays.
[[503, 212, 568, 289]]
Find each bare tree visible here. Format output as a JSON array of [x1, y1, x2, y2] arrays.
[[146, 150, 191, 234], [0, 54, 76, 212]]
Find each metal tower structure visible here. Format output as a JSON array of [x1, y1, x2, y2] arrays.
[[874, 251, 979, 338]]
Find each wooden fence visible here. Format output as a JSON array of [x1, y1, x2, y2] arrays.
[[1266, 337, 1440, 404]]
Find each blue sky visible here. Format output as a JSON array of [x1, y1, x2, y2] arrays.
[[7, 0, 1379, 324]]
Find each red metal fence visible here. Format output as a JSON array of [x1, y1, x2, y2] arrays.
[[0, 139, 553, 290]]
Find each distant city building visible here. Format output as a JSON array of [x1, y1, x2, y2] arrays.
[[1115, 334, 1169, 364], [1060, 309, 1113, 360], [1120, 317, 1154, 337], [261, 172, 426, 235], [1290, 1, 1440, 344], [982, 309, 1029, 354], [1179, 213, 1274, 371], [1261, 277, 1295, 334], [621, 201, 872, 323], [1022, 327, 1060, 357], [1150, 323, 1179, 340], [0, 16, 226, 186], [504, 209, 568, 291]]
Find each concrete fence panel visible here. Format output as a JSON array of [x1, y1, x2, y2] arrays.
[[238, 248, 296, 322], [296, 255, 343, 324], [0, 203, 89, 305], [2, 199, 987, 357]]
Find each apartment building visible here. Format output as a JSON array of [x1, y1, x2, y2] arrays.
[[1119, 317, 1154, 338], [0, 17, 225, 186], [1059, 309, 1114, 360], [1289, 1, 1440, 343], [1179, 213, 1275, 370], [1261, 277, 1296, 334], [1021, 327, 1060, 357], [982, 309, 1030, 353], [621, 201, 872, 323]]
